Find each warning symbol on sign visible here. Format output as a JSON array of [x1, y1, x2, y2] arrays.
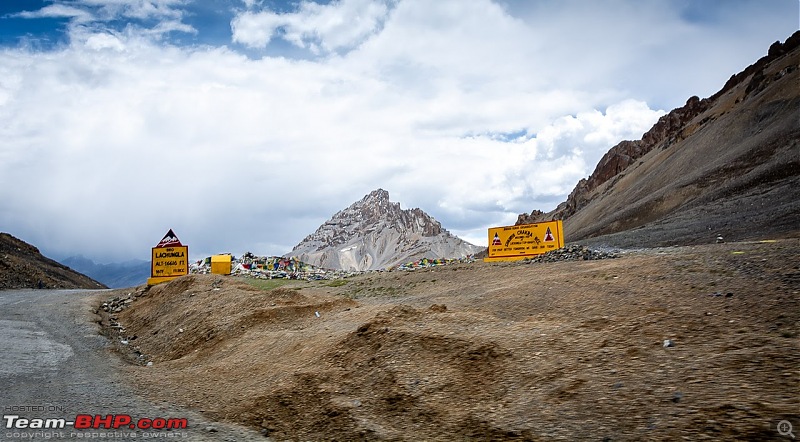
[[544, 227, 555, 242], [491, 233, 502, 246]]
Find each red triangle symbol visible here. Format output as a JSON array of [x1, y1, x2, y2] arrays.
[[492, 233, 502, 246], [544, 227, 554, 242]]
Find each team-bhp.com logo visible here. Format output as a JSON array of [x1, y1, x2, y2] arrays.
[[4, 414, 188, 430]]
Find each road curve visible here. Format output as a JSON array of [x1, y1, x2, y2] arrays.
[[0, 289, 264, 441]]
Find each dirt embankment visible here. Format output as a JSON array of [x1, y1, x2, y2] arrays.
[[104, 239, 799, 441]]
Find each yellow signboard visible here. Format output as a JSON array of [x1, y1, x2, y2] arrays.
[[147, 229, 189, 285], [151, 246, 189, 277], [484, 220, 565, 262]]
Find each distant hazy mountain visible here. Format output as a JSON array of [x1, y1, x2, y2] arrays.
[[291, 189, 483, 271], [61, 255, 150, 288]]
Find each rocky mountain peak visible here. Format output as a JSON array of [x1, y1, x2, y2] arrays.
[[291, 190, 481, 271], [363, 188, 390, 204], [345, 188, 403, 226]]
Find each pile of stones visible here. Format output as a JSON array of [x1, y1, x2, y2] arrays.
[[396, 256, 476, 271], [100, 287, 147, 314], [191, 253, 360, 281], [98, 288, 150, 365], [524, 244, 618, 263]]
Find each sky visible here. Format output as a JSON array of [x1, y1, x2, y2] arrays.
[[0, 0, 797, 264]]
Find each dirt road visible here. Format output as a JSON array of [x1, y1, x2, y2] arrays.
[[0, 289, 264, 441]]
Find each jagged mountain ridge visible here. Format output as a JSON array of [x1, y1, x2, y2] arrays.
[[291, 189, 483, 271], [518, 31, 800, 247]]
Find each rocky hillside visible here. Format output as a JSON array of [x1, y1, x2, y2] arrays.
[[0, 232, 107, 290], [518, 31, 800, 247], [291, 189, 483, 271]]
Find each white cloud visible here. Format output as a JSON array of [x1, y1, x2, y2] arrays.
[[14, 4, 96, 23], [232, 0, 390, 53], [229, 11, 279, 47], [85, 33, 127, 51], [146, 19, 197, 38], [14, 0, 195, 41], [0, 0, 796, 262], [76, 0, 187, 21]]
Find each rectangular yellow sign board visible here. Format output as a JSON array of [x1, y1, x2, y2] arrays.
[[484, 220, 565, 262], [151, 246, 189, 278]]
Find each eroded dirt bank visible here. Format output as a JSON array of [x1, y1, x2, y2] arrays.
[[104, 239, 799, 441]]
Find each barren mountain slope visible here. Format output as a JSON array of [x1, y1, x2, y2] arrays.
[[520, 33, 800, 248], [0, 232, 106, 289]]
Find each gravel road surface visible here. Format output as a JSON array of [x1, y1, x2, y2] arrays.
[[0, 289, 264, 441]]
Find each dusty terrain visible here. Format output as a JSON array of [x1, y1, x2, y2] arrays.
[[103, 239, 799, 441]]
